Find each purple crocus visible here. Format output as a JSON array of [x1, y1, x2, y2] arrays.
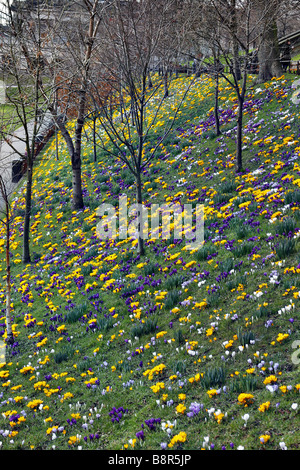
[[136, 429, 145, 440]]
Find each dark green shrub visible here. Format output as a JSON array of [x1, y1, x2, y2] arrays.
[[236, 224, 252, 239], [77, 357, 95, 372], [174, 329, 185, 345], [65, 303, 88, 324], [54, 344, 75, 364], [275, 217, 297, 236], [97, 175, 108, 184], [144, 262, 159, 277], [230, 375, 258, 393], [233, 196, 249, 207], [116, 361, 132, 373], [276, 239, 296, 260], [219, 181, 236, 194], [237, 328, 255, 346], [171, 359, 186, 374], [165, 290, 181, 309], [284, 190, 300, 205], [201, 366, 227, 390], [165, 274, 185, 290], [82, 265, 93, 276], [82, 246, 99, 262], [195, 245, 216, 261], [234, 241, 255, 258], [97, 315, 114, 332], [207, 291, 221, 307], [219, 258, 234, 273], [130, 317, 158, 339], [214, 193, 230, 205]]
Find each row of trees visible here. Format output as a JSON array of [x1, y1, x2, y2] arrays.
[[0, 0, 299, 344]]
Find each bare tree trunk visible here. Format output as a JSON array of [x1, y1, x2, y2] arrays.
[[148, 72, 153, 88], [93, 114, 97, 162], [135, 171, 145, 256], [0, 176, 13, 345], [22, 159, 33, 264], [230, 0, 241, 81], [252, 0, 283, 82], [72, 166, 84, 210], [163, 68, 169, 98], [73, 115, 85, 210], [233, 41, 241, 81], [258, 19, 283, 82], [236, 69, 247, 173], [5, 217, 13, 345], [90, 0, 194, 255], [55, 128, 59, 161], [236, 98, 243, 172], [214, 67, 221, 136]]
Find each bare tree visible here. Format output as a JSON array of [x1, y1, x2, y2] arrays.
[[253, 0, 283, 82], [277, 0, 300, 37], [5, 0, 106, 211], [39, 0, 104, 210], [1, 0, 51, 263], [0, 176, 13, 345], [88, 0, 197, 255], [186, 0, 268, 172]]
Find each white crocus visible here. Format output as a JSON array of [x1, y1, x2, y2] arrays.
[[242, 413, 250, 427], [279, 441, 287, 450]]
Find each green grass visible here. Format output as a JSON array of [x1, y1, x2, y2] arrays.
[[0, 73, 299, 451]]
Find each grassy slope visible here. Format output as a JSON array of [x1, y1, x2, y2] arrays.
[[0, 73, 299, 451]]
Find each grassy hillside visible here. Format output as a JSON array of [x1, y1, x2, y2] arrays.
[[0, 73, 299, 451]]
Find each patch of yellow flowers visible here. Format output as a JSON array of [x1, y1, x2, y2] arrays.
[[168, 431, 187, 448]]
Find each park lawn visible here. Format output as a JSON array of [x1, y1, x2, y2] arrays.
[[0, 73, 299, 451]]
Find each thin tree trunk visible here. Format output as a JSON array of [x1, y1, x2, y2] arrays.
[[236, 98, 243, 172], [163, 69, 169, 98], [136, 171, 145, 256], [109, 96, 113, 120], [22, 162, 33, 263], [72, 106, 85, 210], [230, 0, 241, 81], [0, 176, 13, 345], [55, 128, 59, 161], [5, 217, 13, 345], [93, 115, 97, 162], [270, 20, 283, 77], [120, 97, 124, 123], [258, 20, 283, 82], [214, 72, 221, 136], [233, 41, 241, 81], [131, 103, 136, 127], [52, 114, 84, 210], [72, 165, 84, 210], [235, 70, 247, 173]]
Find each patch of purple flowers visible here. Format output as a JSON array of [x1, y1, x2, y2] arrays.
[[109, 406, 128, 423], [187, 401, 203, 418], [144, 418, 161, 431]]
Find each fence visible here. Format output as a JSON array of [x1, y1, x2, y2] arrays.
[[290, 61, 300, 75]]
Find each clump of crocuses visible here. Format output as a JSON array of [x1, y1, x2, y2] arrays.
[[109, 406, 128, 423]]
